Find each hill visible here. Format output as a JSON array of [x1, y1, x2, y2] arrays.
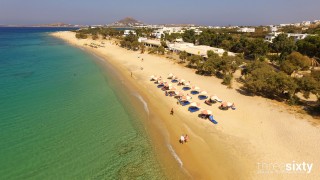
[[109, 17, 145, 27]]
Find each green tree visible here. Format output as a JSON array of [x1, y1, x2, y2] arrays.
[[271, 34, 297, 60], [207, 50, 219, 58], [187, 55, 202, 68], [244, 66, 297, 99], [245, 39, 269, 60], [179, 51, 188, 63], [296, 36, 320, 58], [296, 75, 319, 99], [182, 30, 197, 44]]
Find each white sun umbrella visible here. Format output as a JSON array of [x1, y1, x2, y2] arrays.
[[201, 110, 212, 115], [210, 95, 222, 102], [227, 102, 233, 107], [184, 82, 191, 87], [172, 76, 179, 80], [191, 85, 201, 92], [175, 91, 184, 96], [181, 95, 192, 102], [190, 102, 201, 108], [165, 83, 173, 87], [168, 86, 177, 91], [200, 91, 208, 96], [168, 73, 174, 79], [179, 79, 186, 83], [158, 80, 167, 85], [150, 75, 156, 80]]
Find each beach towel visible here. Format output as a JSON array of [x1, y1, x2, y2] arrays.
[[209, 115, 218, 124]]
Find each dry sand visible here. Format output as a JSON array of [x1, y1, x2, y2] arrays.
[[52, 31, 320, 179]]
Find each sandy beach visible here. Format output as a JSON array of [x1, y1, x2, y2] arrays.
[[52, 31, 320, 179]]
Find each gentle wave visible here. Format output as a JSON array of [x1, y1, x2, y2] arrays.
[[167, 144, 183, 167], [132, 93, 149, 115]]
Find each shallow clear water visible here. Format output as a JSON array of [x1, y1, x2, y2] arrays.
[[0, 27, 165, 179]]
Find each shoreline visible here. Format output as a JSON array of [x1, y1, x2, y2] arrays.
[[52, 31, 320, 179]]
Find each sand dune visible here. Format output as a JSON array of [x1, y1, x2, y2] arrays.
[[52, 31, 320, 179]]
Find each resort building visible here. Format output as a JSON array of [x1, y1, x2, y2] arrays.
[[237, 27, 255, 33], [265, 32, 310, 43], [167, 42, 235, 57], [152, 27, 184, 39], [139, 38, 235, 57], [123, 30, 136, 36], [141, 39, 161, 47]]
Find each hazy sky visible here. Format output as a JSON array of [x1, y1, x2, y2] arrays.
[[0, 0, 319, 26]]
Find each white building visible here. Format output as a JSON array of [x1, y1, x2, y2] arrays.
[[301, 21, 311, 26], [269, 25, 278, 32], [265, 32, 310, 43], [237, 27, 255, 33], [152, 27, 185, 39], [167, 42, 235, 57], [123, 30, 136, 36]]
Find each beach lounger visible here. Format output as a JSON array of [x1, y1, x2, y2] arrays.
[[188, 107, 200, 112], [182, 87, 191, 91], [198, 95, 208, 100], [209, 115, 218, 124], [191, 91, 199, 95], [181, 101, 191, 106]]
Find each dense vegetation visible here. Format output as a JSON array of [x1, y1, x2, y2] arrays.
[[74, 26, 320, 114]]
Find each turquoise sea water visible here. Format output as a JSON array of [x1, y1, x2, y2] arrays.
[[0, 28, 165, 179]]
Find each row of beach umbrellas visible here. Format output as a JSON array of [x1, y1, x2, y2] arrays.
[[150, 73, 235, 113]]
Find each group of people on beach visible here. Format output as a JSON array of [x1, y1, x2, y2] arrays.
[[179, 134, 189, 144]]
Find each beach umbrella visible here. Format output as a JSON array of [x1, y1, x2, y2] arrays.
[[191, 86, 200, 90], [168, 86, 177, 91], [201, 110, 212, 115], [210, 95, 222, 102], [181, 95, 192, 101], [190, 102, 201, 108], [172, 76, 178, 80], [221, 102, 228, 107], [150, 75, 156, 80], [175, 91, 184, 96], [199, 91, 208, 96], [184, 82, 190, 86], [179, 79, 186, 83], [168, 73, 174, 78], [227, 102, 233, 107]]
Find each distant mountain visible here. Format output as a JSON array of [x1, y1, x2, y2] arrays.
[[108, 17, 145, 27]]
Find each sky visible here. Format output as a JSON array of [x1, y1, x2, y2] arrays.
[[0, 0, 319, 26]]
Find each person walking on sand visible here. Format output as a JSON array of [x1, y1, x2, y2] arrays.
[[180, 135, 185, 144], [170, 108, 174, 115], [184, 134, 189, 143]]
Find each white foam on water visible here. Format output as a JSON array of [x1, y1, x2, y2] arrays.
[[132, 93, 149, 115], [167, 144, 183, 167]]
